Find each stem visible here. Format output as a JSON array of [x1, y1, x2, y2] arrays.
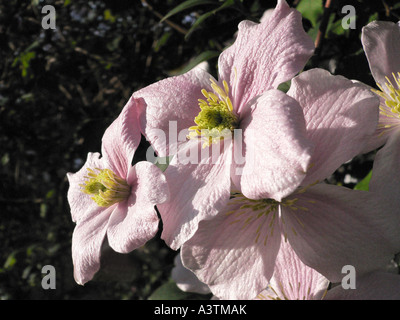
[[314, 0, 333, 55]]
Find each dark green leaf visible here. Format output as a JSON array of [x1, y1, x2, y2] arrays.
[[185, 0, 235, 39], [172, 50, 219, 75], [161, 0, 217, 23], [353, 170, 372, 191], [296, 0, 323, 27]]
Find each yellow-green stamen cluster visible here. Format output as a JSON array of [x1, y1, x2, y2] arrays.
[[373, 72, 400, 132], [227, 185, 317, 245], [188, 79, 238, 147], [227, 192, 282, 246], [80, 168, 131, 207]]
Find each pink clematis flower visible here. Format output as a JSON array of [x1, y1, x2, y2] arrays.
[[180, 69, 384, 299], [135, 0, 315, 250], [67, 98, 169, 285], [361, 20, 400, 151]]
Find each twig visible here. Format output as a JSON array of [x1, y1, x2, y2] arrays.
[[381, 0, 390, 17], [314, 0, 333, 55], [141, 0, 188, 35]]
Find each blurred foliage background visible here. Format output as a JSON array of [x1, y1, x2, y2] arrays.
[[1, 0, 399, 300]]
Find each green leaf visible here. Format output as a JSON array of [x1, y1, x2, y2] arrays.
[[185, 0, 235, 39], [353, 170, 372, 191], [154, 156, 172, 172], [40, 203, 47, 218], [161, 0, 217, 23], [154, 32, 172, 52], [277, 80, 291, 93], [296, 0, 323, 27], [172, 50, 219, 75], [4, 252, 17, 269], [148, 279, 190, 300]]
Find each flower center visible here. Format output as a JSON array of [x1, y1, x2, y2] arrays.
[[228, 185, 316, 245], [188, 79, 238, 147], [373, 72, 400, 119], [80, 168, 131, 207]]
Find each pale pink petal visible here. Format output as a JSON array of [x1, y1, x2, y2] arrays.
[[181, 199, 282, 300], [135, 66, 213, 157], [101, 96, 142, 178], [259, 9, 274, 24], [71, 206, 113, 285], [324, 272, 400, 300], [106, 162, 169, 253], [126, 161, 170, 204], [369, 130, 400, 244], [370, 129, 400, 196], [171, 253, 211, 295], [287, 68, 379, 186], [281, 183, 398, 283], [360, 87, 393, 153], [257, 235, 329, 300], [157, 139, 232, 250], [218, 0, 314, 113], [232, 89, 313, 201], [67, 152, 107, 223], [362, 21, 400, 89]]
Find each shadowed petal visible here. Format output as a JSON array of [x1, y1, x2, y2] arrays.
[[368, 130, 400, 244], [171, 253, 211, 295], [107, 162, 169, 253], [324, 272, 400, 300], [282, 183, 397, 283], [362, 21, 400, 89]]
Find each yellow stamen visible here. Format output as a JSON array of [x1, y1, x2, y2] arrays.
[[188, 78, 238, 147], [372, 73, 400, 129], [81, 168, 130, 207]]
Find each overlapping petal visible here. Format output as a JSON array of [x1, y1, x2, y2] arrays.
[[181, 197, 282, 300], [158, 139, 232, 250], [368, 130, 400, 247], [282, 183, 397, 283], [171, 253, 211, 295], [324, 272, 400, 300], [101, 96, 141, 177], [135, 65, 213, 157], [67, 152, 107, 223], [106, 162, 169, 253], [233, 89, 313, 201], [361, 21, 400, 88], [257, 235, 329, 300], [72, 206, 113, 285], [218, 0, 314, 114], [287, 68, 379, 186]]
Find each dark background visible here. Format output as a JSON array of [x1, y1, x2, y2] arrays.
[[1, 0, 399, 300]]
